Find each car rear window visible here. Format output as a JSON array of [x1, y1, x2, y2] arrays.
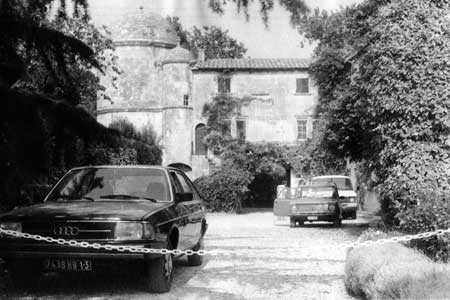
[[312, 178, 353, 190], [296, 186, 336, 198]]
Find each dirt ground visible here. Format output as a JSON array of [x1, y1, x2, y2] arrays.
[[0, 209, 378, 300]]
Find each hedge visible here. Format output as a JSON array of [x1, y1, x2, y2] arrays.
[[0, 87, 162, 211], [194, 168, 251, 213], [345, 231, 450, 299]]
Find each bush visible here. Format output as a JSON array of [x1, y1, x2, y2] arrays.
[[0, 88, 163, 212], [193, 168, 251, 213], [396, 194, 450, 262], [345, 242, 450, 299]]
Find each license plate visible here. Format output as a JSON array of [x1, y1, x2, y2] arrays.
[[44, 259, 92, 271], [307, 216, 318, 220]]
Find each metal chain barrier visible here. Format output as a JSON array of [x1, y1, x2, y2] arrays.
[[1, 227, 450, 256]]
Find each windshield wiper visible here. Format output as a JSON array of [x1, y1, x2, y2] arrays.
[[99, 194, 157, 202], [57, 195, 95, 202]]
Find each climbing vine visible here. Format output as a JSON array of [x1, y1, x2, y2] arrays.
[[199, 94, 346, 208]]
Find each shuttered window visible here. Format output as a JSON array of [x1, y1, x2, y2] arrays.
[[218, 77, 231, 93], [296, 78, 309, 94], [297, 119, 307, 140]]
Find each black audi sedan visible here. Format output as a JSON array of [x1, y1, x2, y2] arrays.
[[0, 166, 207, 293]]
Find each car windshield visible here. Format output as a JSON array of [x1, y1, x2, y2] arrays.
[[46, 167, 171, 202], [296, 186, 336, 199], [312, 177, 353, 190]]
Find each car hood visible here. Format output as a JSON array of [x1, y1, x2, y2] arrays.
[[0, 201, 171, 221], [339, 190, 357, 197]]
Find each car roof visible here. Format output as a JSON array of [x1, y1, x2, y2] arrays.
[[69, 165, 181, 172], [312, 175, 351, 180], [299, 184, 336, 189]]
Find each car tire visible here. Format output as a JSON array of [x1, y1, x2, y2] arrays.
[[145, 241, 174, 293], [187, 238, 204, 267], [8, 260, 41, 290], [289, 217, 296, 228]]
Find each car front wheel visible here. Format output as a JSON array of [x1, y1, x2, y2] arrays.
[[145, 241, 174, 293], [187, 238, 204, 266]]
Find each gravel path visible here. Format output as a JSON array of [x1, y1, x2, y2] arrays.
[[1, 211, 376, 300]]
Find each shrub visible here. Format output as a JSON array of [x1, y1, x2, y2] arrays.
[[396, 194, 450, 262], [193, 168, 251, 213], [0, 88, 163, 212], [345, 242, 450, 300]]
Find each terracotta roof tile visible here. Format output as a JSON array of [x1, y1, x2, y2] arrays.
[[193, 58, 311, 70]]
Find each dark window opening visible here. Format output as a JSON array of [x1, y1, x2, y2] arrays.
[[236, 120, 246, 141], [195, 124, 207, 155], [296, 78, 309, 94], [183, 94, 189, 106], [218, 77, 231, 93], [312, 119, 321, 138], [222, 120, 231, 136]]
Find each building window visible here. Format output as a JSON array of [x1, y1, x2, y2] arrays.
[[236, 120, 246, 141], [312, 119, 321, 138], [297, 119, 307, 140], [183, 94, 189, 106], [223, 119, 232, 136], [296, 78, 309, 94], [218, 77, 231, 93], [194, 124, 207, 155]]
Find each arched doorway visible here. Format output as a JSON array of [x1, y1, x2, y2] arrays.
[[194, 123, 207, 155]]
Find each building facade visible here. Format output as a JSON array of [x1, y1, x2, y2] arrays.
[[96, 11, 319, 179]]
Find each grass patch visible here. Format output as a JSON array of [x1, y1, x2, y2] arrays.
[[345, 237, 450, 299]]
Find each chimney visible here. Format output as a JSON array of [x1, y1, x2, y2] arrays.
[[197, 49, 205, 62]]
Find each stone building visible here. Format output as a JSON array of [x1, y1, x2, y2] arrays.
[[96, 11, 319, 179]]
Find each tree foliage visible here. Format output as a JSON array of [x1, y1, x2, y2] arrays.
[[206, 0, 310, 26], [1, 1, 119, 109], [0, 0, 101, 90], [168, 17, 247, 59], [0, 87, 162, 211], [301, 0, 450, 259]]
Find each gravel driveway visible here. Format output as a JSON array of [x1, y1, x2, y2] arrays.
[[1, 210, 376, 300]]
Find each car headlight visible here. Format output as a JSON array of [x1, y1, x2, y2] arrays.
[[0, 222, 22, 237], [328, 204, 335, 211], [348, 197, 356, 203], [291, 205, 297, 213], [114, 223, 155, 241]]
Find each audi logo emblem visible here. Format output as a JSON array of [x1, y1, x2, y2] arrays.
[[53, 226, 79, 236]]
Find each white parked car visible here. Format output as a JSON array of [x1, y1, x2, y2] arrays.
[[311, 175, 358, 219]]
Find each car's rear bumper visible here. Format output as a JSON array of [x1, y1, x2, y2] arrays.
[[289, 213, 337, 222], [0, 240, 165, 260]]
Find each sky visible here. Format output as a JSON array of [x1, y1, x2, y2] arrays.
[[89, 0, 360, 59]]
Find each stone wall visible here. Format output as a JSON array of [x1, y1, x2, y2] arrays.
[[191, 70, 318, 144]]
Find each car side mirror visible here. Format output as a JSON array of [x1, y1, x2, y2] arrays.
[[175, 192, 193, 203]]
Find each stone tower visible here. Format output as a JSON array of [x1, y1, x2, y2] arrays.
[[96, 10, 195, 172], [157, 46, 194, 171]]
